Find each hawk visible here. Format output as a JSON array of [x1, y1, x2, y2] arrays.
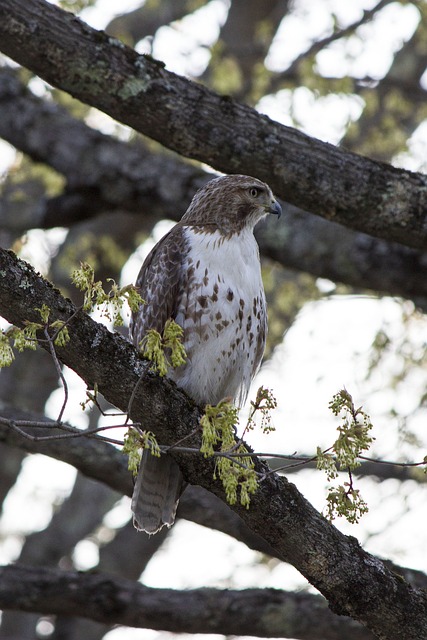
[[129, 174, 281, 534]]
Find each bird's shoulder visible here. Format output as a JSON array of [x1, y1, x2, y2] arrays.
[[130, 224, 190, 342]]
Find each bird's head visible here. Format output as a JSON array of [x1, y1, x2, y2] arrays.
[[181, 174, 282, 236]]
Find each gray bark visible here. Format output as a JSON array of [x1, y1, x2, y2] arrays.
[[0, 0, 426, 250], [0, 248, 427, 638], [0, 564, 374, 639], [2, 69, 427, 306]]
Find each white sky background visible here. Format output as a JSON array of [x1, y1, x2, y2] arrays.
[[1, 1, 427, 638]]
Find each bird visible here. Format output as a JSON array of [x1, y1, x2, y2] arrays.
[[129, 174, 281, 534]]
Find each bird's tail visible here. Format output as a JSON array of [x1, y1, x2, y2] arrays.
[[131, 451, 183, 535]]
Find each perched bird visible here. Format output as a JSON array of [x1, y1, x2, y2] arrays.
[[129, 174, 281, 534]]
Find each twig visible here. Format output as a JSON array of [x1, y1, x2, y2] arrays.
[[268, 0, 393, 94], [44, 326, 68, 423], [0, 415, 126, 445]]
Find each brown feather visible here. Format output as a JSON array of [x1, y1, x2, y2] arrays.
[[129, 175, 281, 534]]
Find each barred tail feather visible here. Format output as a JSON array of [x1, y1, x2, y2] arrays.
[[132, 452, 183, 535]]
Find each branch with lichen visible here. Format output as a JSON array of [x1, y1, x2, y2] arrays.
[[0, 257, 416, 526]]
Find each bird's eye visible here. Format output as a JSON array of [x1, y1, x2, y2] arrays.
[[249, 187, 260, 198]]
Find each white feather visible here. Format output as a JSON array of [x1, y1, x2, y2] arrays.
[[171, 227, 266, 407]]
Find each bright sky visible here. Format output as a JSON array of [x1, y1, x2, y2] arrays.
[[1, 2, 427, 638]]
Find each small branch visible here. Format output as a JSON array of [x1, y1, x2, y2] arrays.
[[0, 416, 125, 445], [43, 326, 68, 423], [269, 0, 393, 91], [359, 454, 427, 468]]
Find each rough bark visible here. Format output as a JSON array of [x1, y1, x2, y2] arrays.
[[0, 68, 207, 230], [1, 250, 427, 638], [2, 69, 427, 307], [0, 565, 374, 640], [0, 405, 278, 560], [0, 0, 427, 250], [1, 404, 427, 590]]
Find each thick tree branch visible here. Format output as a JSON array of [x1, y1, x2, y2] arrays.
[[0, 68, 207, 230], [0, 0, 426, 250], [1, 251, 427, 637], [2, 405, 427, 596], [0, 565, 373, 639], [0, 405, 286, 560], [2, 69, 427, 307]]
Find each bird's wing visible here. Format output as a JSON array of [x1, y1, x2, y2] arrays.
[[252, 296, 267, 379], [129, 224, 189, 346], [129, 224, 189, 534]]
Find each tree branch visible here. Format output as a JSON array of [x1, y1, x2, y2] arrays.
[[0, 404, 284, 561], [268, 0, 394, 93], [0, 67, 207, 230], [106, 0, 204, 46], [0, 0, 426, 250], [1, 251, 427, 637], [2, 403, 427, 593], [2, 68, 427, 306], [255, 205, 427, 309], [0, 564, 374, 639]]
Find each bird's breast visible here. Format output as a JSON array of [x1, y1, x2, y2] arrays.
[[170, 228, 267, 407]]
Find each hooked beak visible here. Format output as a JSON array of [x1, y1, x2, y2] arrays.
[[268, 199, 282, 219]]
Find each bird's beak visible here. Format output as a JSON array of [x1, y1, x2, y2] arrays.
[[268, 199, 282, 219]]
